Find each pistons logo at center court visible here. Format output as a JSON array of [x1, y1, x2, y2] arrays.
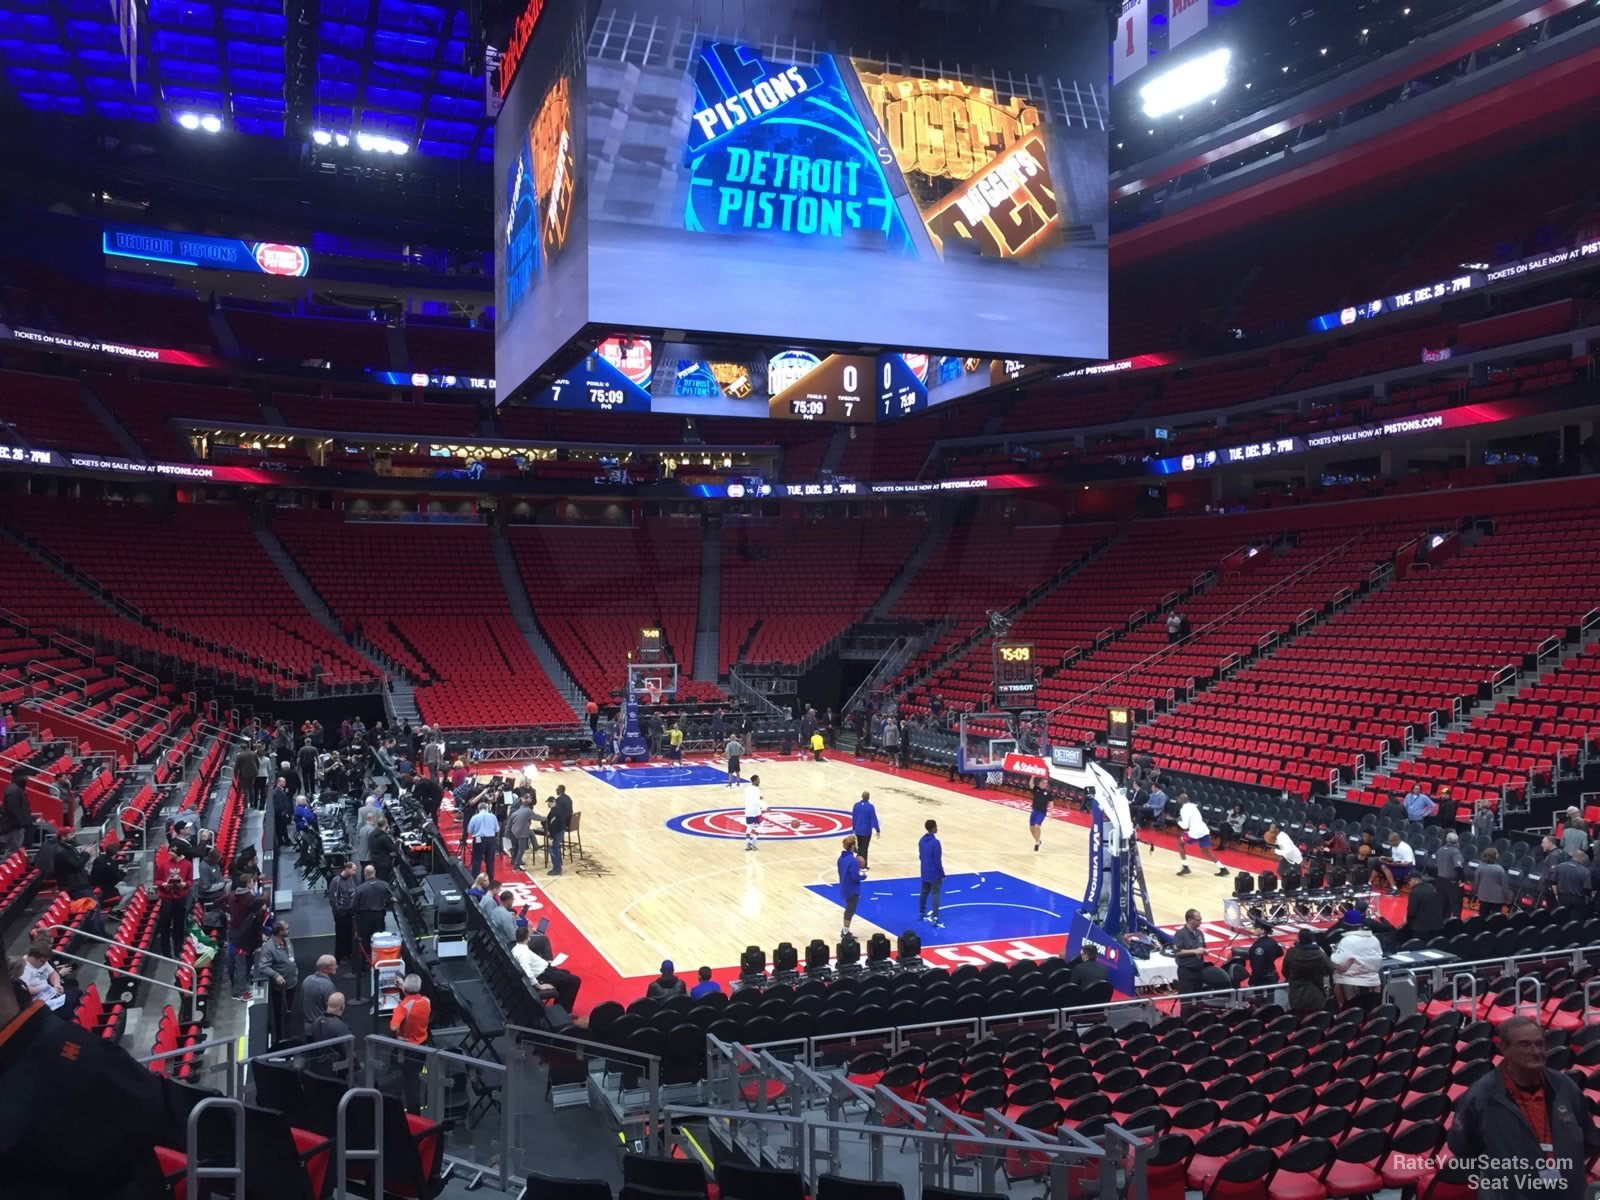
[[668, 807, 853, 840]]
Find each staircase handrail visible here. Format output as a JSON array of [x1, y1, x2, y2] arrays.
[[1045, 531, 1368, 724]]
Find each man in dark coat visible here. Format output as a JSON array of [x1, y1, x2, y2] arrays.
[[1448, 1015, 1600, 1200]]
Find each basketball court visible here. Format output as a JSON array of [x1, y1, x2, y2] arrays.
[[445, 753, 1242, 1008]]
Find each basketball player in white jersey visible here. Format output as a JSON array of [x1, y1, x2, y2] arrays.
[[743, 774, 764, 851]]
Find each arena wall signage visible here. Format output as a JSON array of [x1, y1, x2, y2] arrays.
[[103, 223, 311, 276]]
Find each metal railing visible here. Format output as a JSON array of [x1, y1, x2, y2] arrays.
[[363, 1033, 514, 1191], [45, 924, 202, 1004], [186, 1095, 246, 1200], [1045, 530, 1370, 724], [508, 1023, 668, 1156]]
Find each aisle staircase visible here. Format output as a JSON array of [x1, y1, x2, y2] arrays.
[[486, 524, 587, 720], [693, 515, 722, 682]]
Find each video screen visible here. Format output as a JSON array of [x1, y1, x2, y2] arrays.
[[492, 0, 590, 406], [494, 0, 1107, 406], [587, 9, 1107, 363]]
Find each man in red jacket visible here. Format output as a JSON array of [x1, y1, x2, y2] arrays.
[[153, 838, 193, 963]]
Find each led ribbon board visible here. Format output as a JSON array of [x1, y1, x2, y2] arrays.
[[103, 224, 310, 276]]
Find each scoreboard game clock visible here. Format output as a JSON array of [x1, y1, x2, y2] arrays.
[[767, 352, 874, 423], [1105, 706, 1133, 765], [992, 641, 1037, 709]]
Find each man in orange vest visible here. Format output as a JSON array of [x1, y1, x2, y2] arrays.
[[388, 974, 431, 1111]]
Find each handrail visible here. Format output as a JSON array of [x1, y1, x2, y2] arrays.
[[44, 924, 202, 1002], [0, 605, 30, 633], [117, 661, 161, 690], [27, 659, 88, 695], [335, 1087, 385, 1200], [1582, 608, 1600, 633], [1045, 530, 1367, 723], [187, 1096, 246, 1200]]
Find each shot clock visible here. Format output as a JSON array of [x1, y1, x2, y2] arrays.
[[993, 641, 1037, 709]]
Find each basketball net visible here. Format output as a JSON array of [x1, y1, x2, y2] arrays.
[[645, 685, 662, 706]]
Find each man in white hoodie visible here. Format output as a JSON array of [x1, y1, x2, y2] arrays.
[[1330, 909, 1384, 1006]]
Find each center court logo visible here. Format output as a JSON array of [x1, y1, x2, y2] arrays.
[[668, 807, 853, 840]]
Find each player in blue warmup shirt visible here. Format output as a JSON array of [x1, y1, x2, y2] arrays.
[[851, 791, 880, 866], [837, 835, 864, 941]]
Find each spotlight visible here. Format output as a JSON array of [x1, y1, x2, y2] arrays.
[[1257, 870, 1278, 895], [1139, 47, 1232, 119], [896, 930, 923, 967], [804, 938, 832, 977], [1233, 872, 1255, 897], [176, 112, 201, 131], [834, 937, 862, 974], [199, 115, 222, 133], [772, 942, 799, 980], [312, 129, 333, 146], [334, 133, 350, 148], [739, 945, 767, 984], [866, 933, 893, 972]]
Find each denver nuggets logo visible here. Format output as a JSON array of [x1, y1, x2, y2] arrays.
[[667, 807, 854, 840]]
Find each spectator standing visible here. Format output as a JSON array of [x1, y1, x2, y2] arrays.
[[1474, 847, 1512, 914], [328, 861, 358, 969], [389, 975, 431, 1111], [1166, 611, 1183, 642], [1, 765, 32, 856], [1559, 807, 1588, 856], [724, 735, 745, 785], [465, 801, 500, 881], [255, 752, 271, 814], [1554, 851, 1591, 909], [1281, 928, 1333, 1013], [270, 776, 293, 847], [254, 920, 299, 1043], [225, 873, 265, 998], [353, 866, 391, 966], [354, 811, 378, 876], [1447, 1016, 1600, 1200], [546, 786, 573, 876], [1330, 911, 1383, 1006], [690, 967, 723, 999], [918, 819, 944, 927], [1172, 909, 1208, 1004], [1435, 831, 1466, 920], [851, 791, 880, 865], [647, 961, 688, 1000], [1246, 927, 1283, 987], [300, 955, 338, 1030], [153, 839, 193, 962], [1405, 871, 1445, 937], [234, 744, 260, 810], [507, 796, 536, 873], [881, 718, 900, 767], [1404, 784, 1438, 822], [368, 817, 398, 882]]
